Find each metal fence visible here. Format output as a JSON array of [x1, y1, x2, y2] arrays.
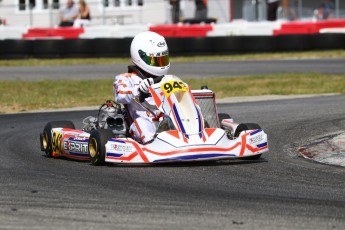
[[0, 0, 344, 27], [241, 0, 344, 22]]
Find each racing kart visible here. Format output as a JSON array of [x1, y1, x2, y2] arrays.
[[40, 75, 268, 165]]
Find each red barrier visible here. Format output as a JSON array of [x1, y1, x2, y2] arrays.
[[149, 24, 213, 37], [273, 19, 345, 36], [23, 27, 85, 39], [314, 19, 345, 31]]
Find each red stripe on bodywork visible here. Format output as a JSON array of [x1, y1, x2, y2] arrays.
[[143, 142, 241, 156], [205, 128, 216, 137], [246, 144, 268, 153], [239, 132, 251, 156], [124, 140, 149, 163], [167, 130, 180, 139], [150, 87, 162, 108]]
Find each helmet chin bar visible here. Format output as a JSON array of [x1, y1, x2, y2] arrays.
[[138, 66, 161, 78]]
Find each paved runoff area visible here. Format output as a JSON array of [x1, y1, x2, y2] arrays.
[[298, 132, 345, 167]]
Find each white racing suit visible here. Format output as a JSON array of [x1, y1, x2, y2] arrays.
[[114, 72, 161, 144]]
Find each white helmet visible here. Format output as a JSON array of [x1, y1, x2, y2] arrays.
[[130, 31, 170, 77]]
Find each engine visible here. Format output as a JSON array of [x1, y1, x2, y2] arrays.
[[82, 100, 128, 137]]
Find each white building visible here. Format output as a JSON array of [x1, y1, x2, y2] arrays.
[[0, 0, 232, 27], [1, 0, 343, 27]]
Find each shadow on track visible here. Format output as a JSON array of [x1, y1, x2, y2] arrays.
[[107, 158, 268, 168], [41, 154, 267, 168]]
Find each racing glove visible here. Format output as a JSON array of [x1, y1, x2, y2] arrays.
[[138, 78, 154, 94]]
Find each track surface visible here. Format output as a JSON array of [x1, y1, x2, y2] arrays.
[[1, 95, 345, 229], [1, 59, 344, 229], [0, 58, 344, 80]]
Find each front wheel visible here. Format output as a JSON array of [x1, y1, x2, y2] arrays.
[[41, 121, 75, 157], [234, 123, 262, 160], [88, 129, 114, 166]]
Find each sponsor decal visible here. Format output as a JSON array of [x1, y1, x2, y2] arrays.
[[111, 143, 133, 153], [63, 141, 88, 153], [72, 135, 88, 141], [157, 41, 166, 47], [249, 133, 264, 144]]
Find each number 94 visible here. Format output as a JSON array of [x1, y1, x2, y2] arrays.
[[163, 81, 186, 93]]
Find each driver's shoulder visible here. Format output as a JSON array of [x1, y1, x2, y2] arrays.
[[115, 72, 140, 80]]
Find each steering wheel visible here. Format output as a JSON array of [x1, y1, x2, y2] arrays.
[[138, 75, 164, 103]]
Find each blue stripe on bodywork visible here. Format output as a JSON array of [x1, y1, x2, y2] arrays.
[[195, 105, 202, 134], [257, 142, 267, 148], [157, 131, 226, 148], [173, 104, 186, 135], [197, 111, 202, 139], [68, 137, 88, 142], [156, 137, 178, 148], [111, 139, 126, 144], [250, 129, 262, 136], [153, 153, 236, 162], [107, 153, 124, 158], [215, 132, 226, 145]]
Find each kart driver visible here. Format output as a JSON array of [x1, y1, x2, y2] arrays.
[[113, 31, 170, 144]]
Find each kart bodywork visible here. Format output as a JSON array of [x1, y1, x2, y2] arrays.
[[40, 75, 268, 165]]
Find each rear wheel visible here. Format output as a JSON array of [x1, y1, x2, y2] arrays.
[[234, 123, 262, 160], [234, 123, 261, 138], [88, 129, 114, 166], [41, 121, 75, 157], [218, 113, 231, 122], [218, 113, 231, 127]]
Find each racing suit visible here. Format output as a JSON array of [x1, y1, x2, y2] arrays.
[[113, 67, 161, 144]]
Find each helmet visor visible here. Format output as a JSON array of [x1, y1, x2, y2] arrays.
[[138, 50, 169, 67]]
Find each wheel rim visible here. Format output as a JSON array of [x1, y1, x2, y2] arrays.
[[89, 138, 97, 158], [42, 131, 49, 150]]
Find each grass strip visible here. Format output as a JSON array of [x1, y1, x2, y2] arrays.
[[187, 73, 345, 98], [0, 50, 345, 67], [1, 73, 344, 114]]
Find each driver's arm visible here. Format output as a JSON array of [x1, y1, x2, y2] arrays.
[[113, 74, 139, 104]]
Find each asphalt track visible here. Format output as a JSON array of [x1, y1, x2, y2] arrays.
[[1, 60, 345, 229], [0, 58, 344, 80]]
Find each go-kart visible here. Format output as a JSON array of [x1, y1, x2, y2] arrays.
[[40, 74, 268, 165]]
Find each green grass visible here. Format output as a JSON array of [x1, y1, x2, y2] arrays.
[[1, 50, 345, 66], [0, 58, 130, 67], [0, 79, 114, 113], [1, 73, 344, 114], [1, 51, 344, 113], [187, 73, 345, 98]]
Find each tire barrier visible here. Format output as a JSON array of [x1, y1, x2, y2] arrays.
[[0, 34, 344, 59]]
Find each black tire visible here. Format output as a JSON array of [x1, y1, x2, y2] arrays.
[[234, 123, 261, 138], [218, 113, 231, 127], [241, 154, 262, 160], [204, 120, 210, 128], [41, 121, 75, 157], [218, 113, 231, 122], [88, 129, 114, 166], [234, 123, 262, 160]]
